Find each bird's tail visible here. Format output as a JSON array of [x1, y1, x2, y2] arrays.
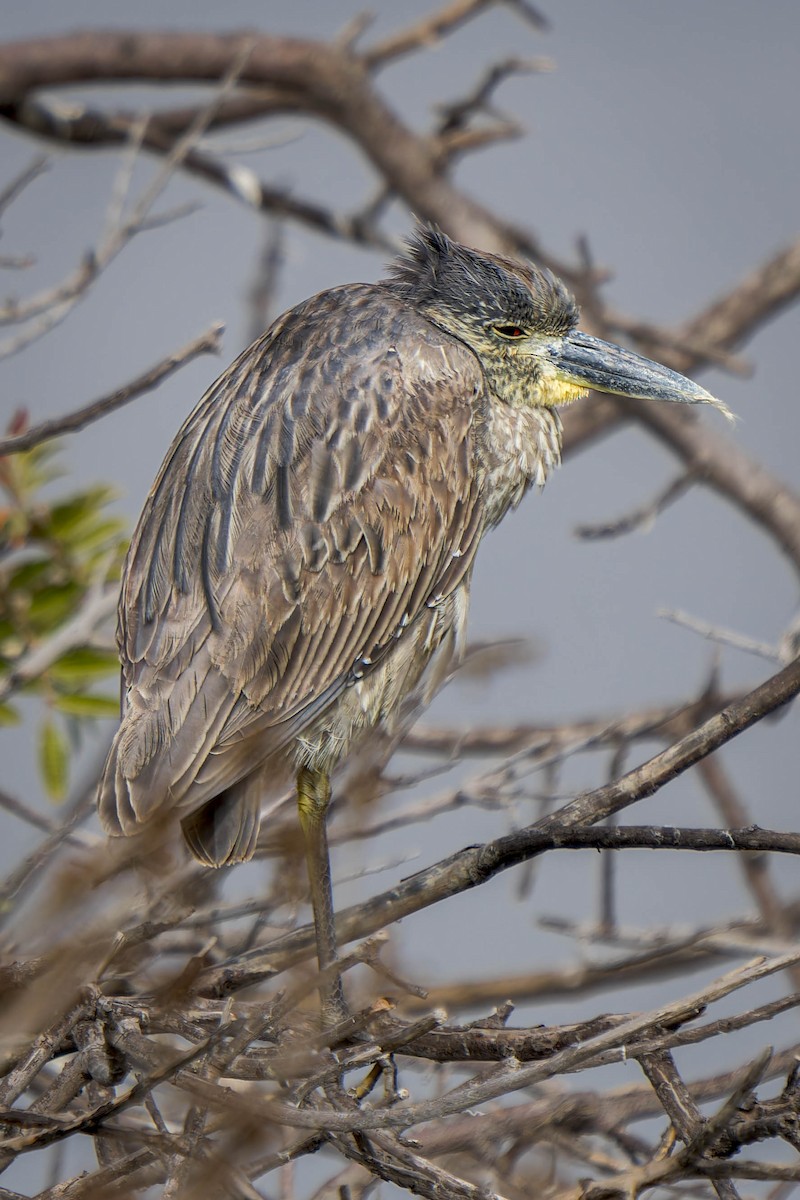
[[180, 776, 262, 867], [97, 721, 144, 838], [98, 705, 263, 868]]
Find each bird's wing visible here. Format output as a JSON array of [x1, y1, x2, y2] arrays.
[[101, 285, 487, 832]]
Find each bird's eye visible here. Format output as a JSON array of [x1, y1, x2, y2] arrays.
[[493, 324, 527, 339]]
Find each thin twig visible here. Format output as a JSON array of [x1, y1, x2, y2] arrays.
[[658, 607, 780, 662], [197, 655, 800, 996], [0, 788, 56, 835], [0, 155, 48, 217], [575, 470, 696, 540], [0, 322, 223, 457], [181, 950, 800, 1133], [364, 0, 504, 69]]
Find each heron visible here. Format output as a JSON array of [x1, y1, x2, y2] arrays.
[[98, 228, 729, 1020]]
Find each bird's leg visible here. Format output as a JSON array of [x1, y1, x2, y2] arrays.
[[296, 766, 347, 1025]]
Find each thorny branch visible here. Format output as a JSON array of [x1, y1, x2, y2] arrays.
[[0, 5, 798, 1198]]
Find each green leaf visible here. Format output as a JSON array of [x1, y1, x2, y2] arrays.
[[11, 442, 63, 497], [0, 618, 18, 646], [27, 582, 83, 630], [6, 557, 51, 591], [38, 718, 69, 800], [54, 693, 119, 719], [48, 647, 120, 684], [0, 701, 20, 726], [62, 517, 126, 555], [47, 489, 114, 539]]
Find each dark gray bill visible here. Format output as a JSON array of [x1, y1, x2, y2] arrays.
[[555, 331, 732, 420]]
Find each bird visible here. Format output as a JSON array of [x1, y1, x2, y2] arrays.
[[97, 227, 729, 1018]]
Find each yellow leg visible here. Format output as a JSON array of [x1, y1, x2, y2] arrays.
[[297, 766, 347, 1025]]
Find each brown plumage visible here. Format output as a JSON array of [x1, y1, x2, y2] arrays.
[[99, 280, 486, 863], [98, 228, 726, 1011]]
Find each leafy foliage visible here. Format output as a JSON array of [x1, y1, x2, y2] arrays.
[[0, 412, 127, 798]]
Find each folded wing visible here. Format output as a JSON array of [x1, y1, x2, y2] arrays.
[[98, 284, 488, 851]]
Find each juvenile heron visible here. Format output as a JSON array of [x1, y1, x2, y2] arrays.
[[98, 229, 728, 1016]]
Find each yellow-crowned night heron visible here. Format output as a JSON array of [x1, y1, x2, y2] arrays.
[[98, 228, 728, 1018]]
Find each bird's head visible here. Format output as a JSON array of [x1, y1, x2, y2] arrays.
[[387, 228, 732, 421]]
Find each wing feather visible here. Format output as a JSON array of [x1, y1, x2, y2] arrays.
[[99, 284, 488, 834]]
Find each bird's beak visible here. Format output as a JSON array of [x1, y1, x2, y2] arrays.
[[553, 331, 733, 421]]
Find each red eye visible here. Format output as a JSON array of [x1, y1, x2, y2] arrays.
[[494, 324, 526, 339]]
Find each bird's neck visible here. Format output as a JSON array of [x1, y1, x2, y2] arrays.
[[481, 402, 563, 526]]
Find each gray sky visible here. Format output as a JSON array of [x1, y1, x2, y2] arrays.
[[1, 1, 798, 1009]]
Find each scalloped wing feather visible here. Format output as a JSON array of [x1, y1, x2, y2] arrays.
[[98, 284, 488, 856]]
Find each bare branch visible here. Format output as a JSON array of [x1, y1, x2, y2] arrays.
[[435, 55, 552, 134], [0, 30, 568, 266], [683, 237, 800, 357], [181, 950, 800, 1133], [620, 396, 800, 577], [195, 657, 800, 997], [0, 787, 56, 835], [575, 469, 696, 540], [658, 607, 781, 662], [0, 322, 223, 457], [639, 1050, 743, 1200], [362, 0, 539, 70], [404, 686, 742, 758], [0, 44, 254, 359], [697, 752, 800, 993], [0, 154, 48, 217], [534, 654, 800, 833]]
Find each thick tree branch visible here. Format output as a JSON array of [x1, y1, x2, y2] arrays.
[[2, 97, 396, 250], [0, 30, 567, 270]]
